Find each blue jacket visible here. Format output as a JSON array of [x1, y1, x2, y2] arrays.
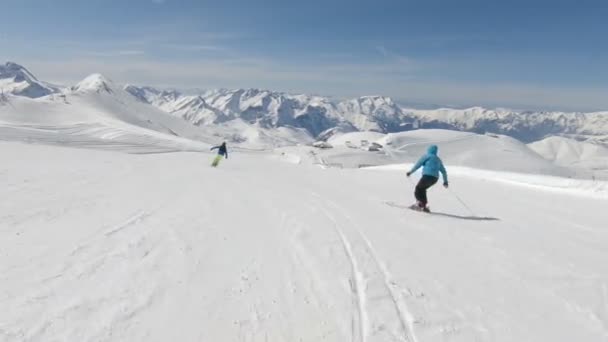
[[409, 145, 448, 183], [211, 144, 228, 158]]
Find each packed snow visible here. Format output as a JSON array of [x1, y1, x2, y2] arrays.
[[1, 139, 608, 342]]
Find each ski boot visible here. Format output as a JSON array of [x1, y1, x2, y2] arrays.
[[418, 201, 431, 213]]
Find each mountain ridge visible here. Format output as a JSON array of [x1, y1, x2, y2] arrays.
[[2, 61, 607, 146]]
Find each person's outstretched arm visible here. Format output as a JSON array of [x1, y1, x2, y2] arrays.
[[440, 162, 448, 187], [407, 155, 428, 176]]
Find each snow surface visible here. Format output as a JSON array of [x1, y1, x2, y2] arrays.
[[302, 129, 592, 178], [1, 140, 608, 342], [529, 136, 608, 177]]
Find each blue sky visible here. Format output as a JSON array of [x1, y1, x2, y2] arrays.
[[2, 0, 607, 110]]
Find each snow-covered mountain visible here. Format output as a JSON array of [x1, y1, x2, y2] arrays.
[[337, 96, 415, 132], [2, 61, 608, 148], [126, 86, 418, 137], [126, 84, 608, 145], [70, 73, 115, 94], [0, 62, 59, 98], [0, 71, 225, 153], [0, 69, 316, 150], [124, 85, 226, 126], [410, 106, 608, 144], [126, 86, 348, 137]]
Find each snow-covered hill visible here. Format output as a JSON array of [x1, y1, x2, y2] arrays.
[[529, 136, 608, 178], [0, 73, 217, 153], [294, 129, 582, 178]]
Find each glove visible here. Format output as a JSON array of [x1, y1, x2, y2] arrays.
[[406, 172, 411, 177], [443, 182, 449, 188]]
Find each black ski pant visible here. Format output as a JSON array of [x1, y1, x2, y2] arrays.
[[415, 175, 438, 206]]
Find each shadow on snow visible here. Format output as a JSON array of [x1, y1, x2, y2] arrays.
[[430, 212, 500, 221], [384, 201, 500, 221]]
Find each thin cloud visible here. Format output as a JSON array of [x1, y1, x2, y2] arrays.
[[82, 50, 146, 57], [377, 46, 389, 57], [376, 45, 412, 65], [16, 56, 608, 111], [161, 44, 224, 52]]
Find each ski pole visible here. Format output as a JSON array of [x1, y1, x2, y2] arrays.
[[448, 188, 476, 216]]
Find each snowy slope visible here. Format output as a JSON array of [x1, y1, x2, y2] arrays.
[[529, 136, 608, 165], [1, 141, 607, 342], [298, 129, 581, 178], [383, 129, 571, 175], [0, 74, 216, 153], [0, 85, 312, 153], [529, 136, 608, 178]]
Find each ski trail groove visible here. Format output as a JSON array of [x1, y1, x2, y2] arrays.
[[319, 195, 418, 342], [104, 210, 150, 236], [322, 207, 367, 342], [357, 231, 419, 342]]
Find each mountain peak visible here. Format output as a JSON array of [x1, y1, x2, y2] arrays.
[[72, 74, 114, 94], [0, 61, 57, 98]]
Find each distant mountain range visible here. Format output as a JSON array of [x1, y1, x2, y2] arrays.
[[2, 61, 607, 145]]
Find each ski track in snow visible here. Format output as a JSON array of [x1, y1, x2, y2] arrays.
[[322, 208, 367, 342], [104, 210, 151, 236], [314, 193, 416, 342]]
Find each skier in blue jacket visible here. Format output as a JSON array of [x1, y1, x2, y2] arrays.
[[406, 145, 448, 212], [210, 142, 228, 167]]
